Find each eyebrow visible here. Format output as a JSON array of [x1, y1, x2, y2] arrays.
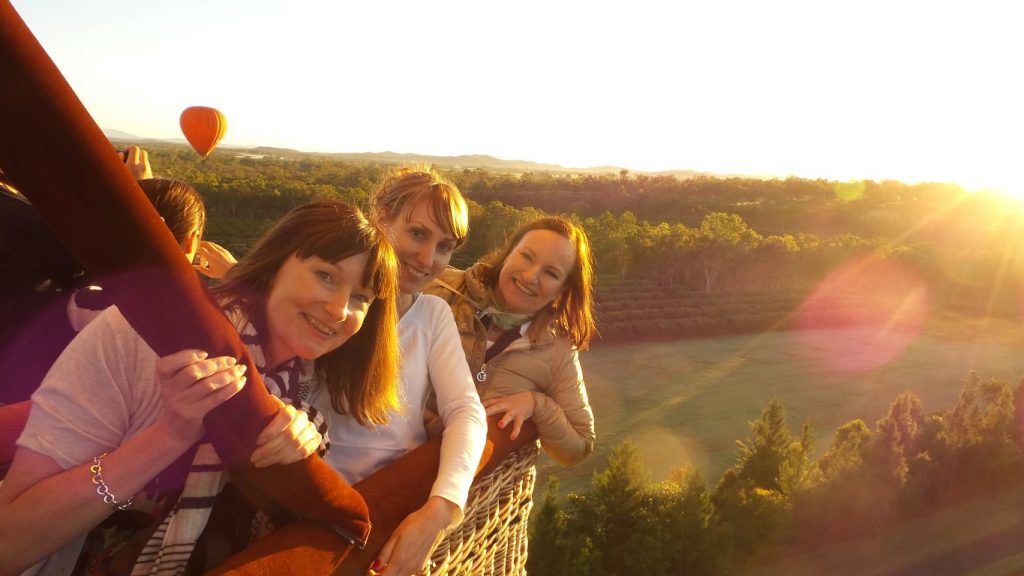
[[326, 261, 358, 282], [408, 217, 456, 243]]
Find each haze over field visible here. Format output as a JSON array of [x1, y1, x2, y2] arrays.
[[13, 0, 1023, 195], [545, 313, 1024, 494]]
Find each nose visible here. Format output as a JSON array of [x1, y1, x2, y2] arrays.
[[414, 243, 435, 269], [521, 264, 541, 284], [325, 288, 351, 324]]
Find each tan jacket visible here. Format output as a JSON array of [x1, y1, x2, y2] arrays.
[[425, 264, 595, 466]]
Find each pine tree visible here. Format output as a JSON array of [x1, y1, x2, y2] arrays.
[[817, 419, 872, 482], [869, 392, 924, 487], [712, 399, 809, 563], [528, 477, 572, 576], [665, 468, 720, 575], [586, 440, 651, 576], [735, 398, 811, 495], [943, 373, 1022, 494], [797, 418, 877, 539]]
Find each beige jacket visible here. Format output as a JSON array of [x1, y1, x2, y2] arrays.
[[425, 264, 595, 466]]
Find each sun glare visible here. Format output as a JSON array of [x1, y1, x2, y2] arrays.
[[791, 256, 930, 376]]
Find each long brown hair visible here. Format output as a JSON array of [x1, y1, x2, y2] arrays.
[[369, 166, 469, 248], [212, 201, 400, 425], [481, 217, 597, 350]]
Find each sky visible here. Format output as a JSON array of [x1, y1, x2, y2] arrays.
[[11, 0, 1023, 193]]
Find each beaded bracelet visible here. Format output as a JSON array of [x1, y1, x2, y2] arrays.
[[90, 453, 134, 511]]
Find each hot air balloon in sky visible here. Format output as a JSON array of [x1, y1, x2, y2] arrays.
[[179, 106, 227, 157]]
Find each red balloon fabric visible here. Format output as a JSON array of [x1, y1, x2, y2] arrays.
[[0, 0, 369, 550]]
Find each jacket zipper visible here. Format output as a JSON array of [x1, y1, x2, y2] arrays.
[[475, 338, 530, 383]]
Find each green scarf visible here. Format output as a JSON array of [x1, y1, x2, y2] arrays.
[[483, 284, 533, 331]]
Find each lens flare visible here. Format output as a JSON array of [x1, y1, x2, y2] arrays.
[[792, 256, 929, 375]]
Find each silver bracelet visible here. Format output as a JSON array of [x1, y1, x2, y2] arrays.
[[90, 453, 134, 511]]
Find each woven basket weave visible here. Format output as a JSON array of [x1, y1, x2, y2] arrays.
[[428, 441, 540, 575]]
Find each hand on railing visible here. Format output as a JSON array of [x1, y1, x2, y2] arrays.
[[368, 496, 456, 575]]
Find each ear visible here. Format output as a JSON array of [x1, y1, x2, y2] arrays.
[[182, 229, 200, 262]]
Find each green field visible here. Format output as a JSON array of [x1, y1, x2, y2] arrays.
[[540, 310, 1024, 495]]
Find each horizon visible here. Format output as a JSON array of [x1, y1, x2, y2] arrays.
[[100, 129, 992, 187], [13, 1, 1023, 194]]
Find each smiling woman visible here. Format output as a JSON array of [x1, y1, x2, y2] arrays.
[[427, 216, 597, 467], [497, 228, 579, 315], [263, 253, 374, 368], [0, 200, 400, 575], [315, 167, 487, 576], [211, 200, 400, 426]]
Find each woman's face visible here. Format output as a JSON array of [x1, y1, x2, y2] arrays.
[[496, 229, 576, 315], [264, 252, 375, 367], [383, 200, 457, 295]]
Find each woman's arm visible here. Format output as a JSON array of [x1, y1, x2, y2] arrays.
[[0, 313, 245, 573], [427, 303, 487, 515], [486, 346, 594, 466], [0, 422, 200, 573], [369, 300, 487, 575], [531, 348, 595, 465]]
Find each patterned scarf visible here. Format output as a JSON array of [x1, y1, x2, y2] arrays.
[[131, 309, 328, 576]]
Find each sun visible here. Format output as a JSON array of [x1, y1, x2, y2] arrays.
[[952, 168, 1024, 203], [963, 183, 1024, 207]]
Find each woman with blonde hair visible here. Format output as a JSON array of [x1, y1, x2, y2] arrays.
[[310, 167, 487, 576]]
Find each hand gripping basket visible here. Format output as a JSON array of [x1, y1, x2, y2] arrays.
[[428, 440, 540, 575]]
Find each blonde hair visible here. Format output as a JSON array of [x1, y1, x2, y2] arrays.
[[370, 166, 469, 248]]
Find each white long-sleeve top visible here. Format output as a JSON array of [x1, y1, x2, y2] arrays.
[[313, 294, 487, 515]]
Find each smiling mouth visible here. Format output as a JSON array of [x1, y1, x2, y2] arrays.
[[402, 262, 430, 280], [513, 278, 537, 297], [303, 313, 337, 337]]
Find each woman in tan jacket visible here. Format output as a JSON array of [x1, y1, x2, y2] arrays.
[[426, 217, 596, 466]]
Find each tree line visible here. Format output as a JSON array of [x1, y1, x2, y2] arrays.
[[528, 373, 1024, 575], [145, 145, 1024, 321]]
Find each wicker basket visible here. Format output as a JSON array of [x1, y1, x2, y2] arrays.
[[428, 441, 540, 575]]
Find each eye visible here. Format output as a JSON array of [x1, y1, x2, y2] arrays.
[[520, 251, 533, 262], [410, 227, 427, 240], [438, 241, 454, 254], [545, 269, 561, 279], [315, 270, 335, 285], [352, 293, 374, 305]]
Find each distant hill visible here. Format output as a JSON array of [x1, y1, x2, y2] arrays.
[[103, 128, 162, 142], [106, 130, 190, 146], [103, 128, 719, 177], [248, 147, 643, 175], [237, 148, 725, 178]]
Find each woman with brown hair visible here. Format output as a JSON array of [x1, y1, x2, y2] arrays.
[[0, 200, 400, 575], [427, 216, 596, 466]]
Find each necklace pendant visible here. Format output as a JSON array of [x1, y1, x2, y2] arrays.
[[475, 368, 488, 382]]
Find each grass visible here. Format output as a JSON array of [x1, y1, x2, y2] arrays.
[[540, 309, 1024, 496]]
